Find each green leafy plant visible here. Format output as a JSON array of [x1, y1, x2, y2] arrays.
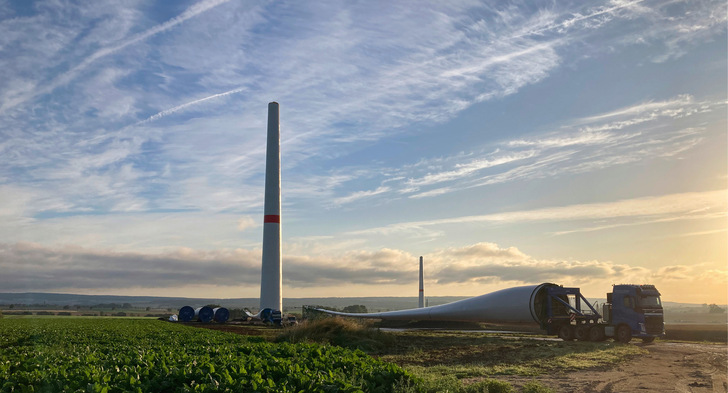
[[0, 318, 416, 392]]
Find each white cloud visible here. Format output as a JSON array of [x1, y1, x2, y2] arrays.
[[406, 150, 538, 188], [439, 242, 528, 262], [672, 228, 727, 238], [351, 190, 727, 237], [507, 132, 617, 148], [0, 0, 233, 113], [3, 241, 723, 302], [576, 95, 695, 123], [1, 1, 723, 218], [408, 187, 453, 199], [338, 95, 721, 203], [0, 242, 260, 291], [237, 216, 256, 231], [333, 186, 391, 206], [0, 206, 263, 253]]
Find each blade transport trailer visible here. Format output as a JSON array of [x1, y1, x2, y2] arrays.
[[315, 282, 665, 343], [541, 284, 665, 343]]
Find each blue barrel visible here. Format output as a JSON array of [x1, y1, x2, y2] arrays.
[[178, 306, 195, 322], [213, 307, 230, 323], [195, 306, 214, 323]]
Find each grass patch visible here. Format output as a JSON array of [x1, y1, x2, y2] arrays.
[[520, 381, 556, 393], [280, 321, 642, 392], [373, 330, 643, 392], [276, 317, 395, 352], [376, 331, 644, 374], [464, 379, 515, 393]]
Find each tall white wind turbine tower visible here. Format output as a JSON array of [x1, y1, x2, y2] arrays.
[[260, 102, 282, 311]]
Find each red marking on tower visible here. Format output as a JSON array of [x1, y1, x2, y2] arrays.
[[264, 215, 280, 224]]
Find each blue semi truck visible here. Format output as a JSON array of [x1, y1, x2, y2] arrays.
[[541, 284, 665, 343]]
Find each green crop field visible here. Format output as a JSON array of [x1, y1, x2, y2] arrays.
[[0, 318, 414, 392]]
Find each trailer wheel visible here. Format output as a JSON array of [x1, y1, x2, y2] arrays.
[[615, 325, 632, 343], [558, 325, 574, 341], [574, 325, 589, 341], [588, 326, 606, 342], [641, 337, 655, 344]]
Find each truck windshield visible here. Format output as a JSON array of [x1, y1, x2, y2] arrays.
[[639, 296, 662, 307]]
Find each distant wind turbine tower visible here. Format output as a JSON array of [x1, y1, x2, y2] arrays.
[[418, 256, 425, 308], [260, 102, 282, 311]]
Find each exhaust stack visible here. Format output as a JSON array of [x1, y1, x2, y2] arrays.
[[260, 102, 282, 311], [418, 256, 424, 308]]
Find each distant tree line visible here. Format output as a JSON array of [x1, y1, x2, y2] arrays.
[[341, 305, 368, 313], [89, 303, 134, 310]]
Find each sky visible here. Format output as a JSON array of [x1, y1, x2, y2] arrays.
[[0, 0, 726, 305]]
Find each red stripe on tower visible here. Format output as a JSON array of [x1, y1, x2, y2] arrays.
[[264, 215, 280, 224]]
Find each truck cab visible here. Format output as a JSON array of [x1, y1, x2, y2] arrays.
[[605, 284, 665, 343]]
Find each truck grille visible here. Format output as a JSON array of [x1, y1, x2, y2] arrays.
[[645, 315, 664, 334]]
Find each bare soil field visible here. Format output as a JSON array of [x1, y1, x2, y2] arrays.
[[501, 341, 727, 393]]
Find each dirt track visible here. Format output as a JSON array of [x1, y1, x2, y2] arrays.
[[503, 342, 727, 393]]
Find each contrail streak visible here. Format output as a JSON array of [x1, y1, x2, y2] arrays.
[[513, 0, 645, 39], [0, 0, 232, 113], [136, 86, 247, 125], [64, 0, 231, 83]]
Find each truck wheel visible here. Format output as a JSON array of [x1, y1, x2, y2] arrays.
[[588, 326, 605, 342], [616, 325, 632, 343], [558, 325, 574, 341], [574, 325, 589, 341], [641, 337, 655, 344]]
